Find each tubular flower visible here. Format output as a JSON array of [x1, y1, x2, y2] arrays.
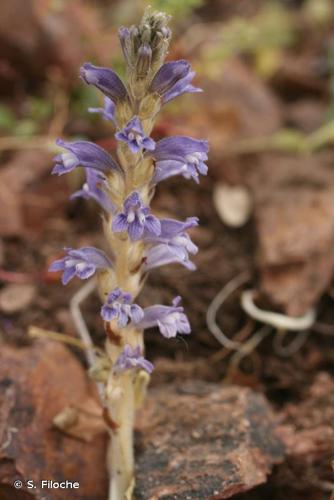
[[144, 216, 198, 270], [88, 96, 116, 123], [114, 345, 154, 374], [137, 297, 191, 338], [52, 139, 122, 176], [115, 116, 156, 153], [70, 168, 116, 213], [152, 136, 209, 184], [145, 243, 196, 271], [101, 288, 144, 327], [149, 60, 202, 103], [112, 191, 161, 241], [80, 63, 128, 102], [49, 247, 112, 285]]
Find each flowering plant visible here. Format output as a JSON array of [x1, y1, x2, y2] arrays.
[[50, 9, 208, 499]]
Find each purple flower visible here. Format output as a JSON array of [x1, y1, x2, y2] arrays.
[[70, 168, 116, 213], [137, 297, 191, 338], [114, 345, 154, 374], [145, 243, 196, 271], [150, 60, 201, 104], [152, 136, 209, 184], [88, 96, 116, 123], [112, 191, 161, 241], [115, 116, 155, 153], [80, 63, 128, 102], [49, 247, 112, 285], [52, 139, 121, 176], [101, 288, 144, 327], [145, 216, 198, 245], [144, 217, 198, 270]]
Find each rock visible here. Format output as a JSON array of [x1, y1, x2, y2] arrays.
[[0, 284, 36, 313], [135, 382, 285, 499], [243, 152, 334, 315], [0, 340, 108, 499], [275, 372, 334, 498]]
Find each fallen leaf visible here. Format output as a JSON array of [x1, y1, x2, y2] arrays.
[[53, 397, 106, 443]]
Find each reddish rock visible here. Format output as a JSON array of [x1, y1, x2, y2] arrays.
[[135, 382, 285, 499], [0, 340, 108, 499], [276, 373, 334, 498]]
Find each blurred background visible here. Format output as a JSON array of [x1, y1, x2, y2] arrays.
[[0, 0, 334, 499]]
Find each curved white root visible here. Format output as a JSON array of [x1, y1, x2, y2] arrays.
[[207, 274, 318, 365], [240, 289, 316, 331]]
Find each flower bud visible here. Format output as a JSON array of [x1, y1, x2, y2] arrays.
[[136, 44, 152, 78], [119, 8, 171, 97]]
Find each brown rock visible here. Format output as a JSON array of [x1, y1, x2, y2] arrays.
[[246, 152, 334, 315], [276, 373, 334, 497], [0, 340, 108, 499], [135, 382, 284, 499]]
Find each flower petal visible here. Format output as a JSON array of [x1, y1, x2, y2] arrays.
[[80, 63, 128, 101], [128, 219, 144, 241], [112, 213, 128, 233]]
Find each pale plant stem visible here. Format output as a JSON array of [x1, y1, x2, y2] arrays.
[[101, 145, 147, 500], [107, 373, 136, 500]]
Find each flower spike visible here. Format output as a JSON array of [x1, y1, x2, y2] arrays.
[[49, 10, 207, 500]]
